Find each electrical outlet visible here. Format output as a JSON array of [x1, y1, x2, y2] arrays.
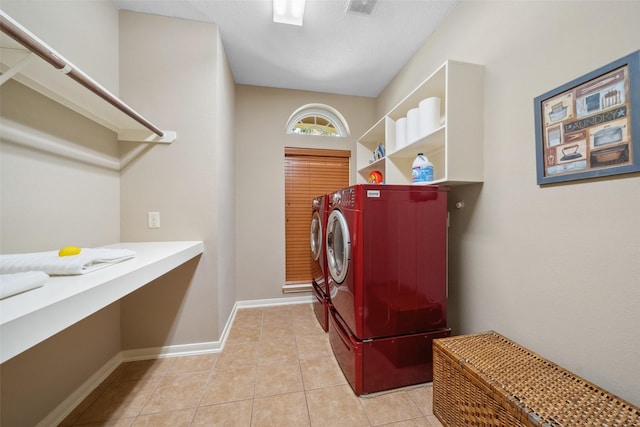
[[148, 211, 160, 228]]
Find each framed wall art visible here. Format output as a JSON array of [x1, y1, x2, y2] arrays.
[[534, 50, 640, 185]]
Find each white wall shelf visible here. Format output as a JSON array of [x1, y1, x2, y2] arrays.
[[357, 60, 484, 186], [0, 241, 204, 364], [0, 11, 176, 144]]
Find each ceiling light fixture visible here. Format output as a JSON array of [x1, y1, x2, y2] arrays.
[[346, 0, 378, 15], [273, 0, 306, 26]]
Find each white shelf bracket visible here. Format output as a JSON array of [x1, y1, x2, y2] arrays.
[[117, 129, 177, 144], [0, 51, 36, 86]]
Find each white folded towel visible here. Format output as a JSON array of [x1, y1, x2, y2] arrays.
[[0, 248, 136, 276], [0, 271, 49, 299]]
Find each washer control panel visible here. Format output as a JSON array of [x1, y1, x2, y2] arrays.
[[330, 187, 355, 208]]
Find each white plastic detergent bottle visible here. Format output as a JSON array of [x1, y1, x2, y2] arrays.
[[412, 152, 434, 184]]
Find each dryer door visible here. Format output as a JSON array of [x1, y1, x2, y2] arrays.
[[326, 209, 350, 284], [310, 211, 322, 261]]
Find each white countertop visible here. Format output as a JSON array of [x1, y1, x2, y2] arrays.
[[0, 241, 204, 364]]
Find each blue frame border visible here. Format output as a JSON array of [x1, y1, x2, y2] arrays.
[[534, 50, 640, 185]]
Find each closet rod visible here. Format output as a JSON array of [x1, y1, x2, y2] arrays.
[[0, 12, 164, 138]]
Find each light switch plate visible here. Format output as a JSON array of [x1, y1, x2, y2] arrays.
[[148, 211, 160, 228]]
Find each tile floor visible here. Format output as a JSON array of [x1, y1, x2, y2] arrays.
[[60, 303, 444, 426]]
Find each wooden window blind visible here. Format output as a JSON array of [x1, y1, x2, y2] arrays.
[[285, 148, 350, 284]]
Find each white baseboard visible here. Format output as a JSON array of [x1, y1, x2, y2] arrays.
[[235, 295, 313, 308], [282, 283, 313, 293], [36, 352, 123, 427], [120, 340, 224, 361], [43, 295, 314, 426]]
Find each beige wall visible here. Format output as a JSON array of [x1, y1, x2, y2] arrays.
[[1, 0, 120, 94], [0, 2, 122, 425], [234, 85, 376, 301], [1, 5, 236, 425], [0, 304, 121, 426], [215, 34, 238, 327], [378, 1, 640, 404], [0, 0, 121, 252], [118, 11, 235, 349], [0, 82, 121, 252]]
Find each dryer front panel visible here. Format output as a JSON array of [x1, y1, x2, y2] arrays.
[[326, 206, 359, 335]]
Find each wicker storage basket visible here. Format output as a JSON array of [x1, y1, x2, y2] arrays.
[[433, 331, 640, 426]]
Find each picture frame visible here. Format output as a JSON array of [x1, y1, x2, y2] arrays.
[[534, 50, 640, 185]]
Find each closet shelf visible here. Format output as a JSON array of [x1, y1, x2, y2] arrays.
[[0, 241, 203, 364], [0, 11, 176, 143]]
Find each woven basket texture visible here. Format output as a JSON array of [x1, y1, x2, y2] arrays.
[[433, 331, 639, 427]]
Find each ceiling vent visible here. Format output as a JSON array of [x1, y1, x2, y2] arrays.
[[346, 0, 377, 15]]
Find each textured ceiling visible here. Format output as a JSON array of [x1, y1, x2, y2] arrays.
[[112, 0, 457, 98]]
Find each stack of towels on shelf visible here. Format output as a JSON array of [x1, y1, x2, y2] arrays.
[[0, 271, 49, 300], [0, 248, 135, 299]]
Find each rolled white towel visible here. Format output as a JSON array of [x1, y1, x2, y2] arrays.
[[0, 271, 49, 299], [0, 248, 136, 275]]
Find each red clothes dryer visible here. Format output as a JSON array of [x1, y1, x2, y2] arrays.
[[310, 194, 330, 331], [325, 184, 451, 395]]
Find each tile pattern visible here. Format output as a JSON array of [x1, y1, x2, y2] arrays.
[[60, 303, 444, 426]]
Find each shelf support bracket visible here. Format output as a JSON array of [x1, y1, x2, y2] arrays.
[[0, 51, 36, 86], [117, 129, 177, 144]]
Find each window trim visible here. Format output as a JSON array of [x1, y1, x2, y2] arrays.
[[286, 103, 350, 137]]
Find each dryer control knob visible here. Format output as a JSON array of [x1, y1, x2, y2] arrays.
[[312, 199, 320, 208], [332, 193, 341, 205]]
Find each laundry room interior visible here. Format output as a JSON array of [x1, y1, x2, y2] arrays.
[[1, 0, 639, 426]]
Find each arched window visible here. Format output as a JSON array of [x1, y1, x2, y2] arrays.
[[286, 104, 350, 137]]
